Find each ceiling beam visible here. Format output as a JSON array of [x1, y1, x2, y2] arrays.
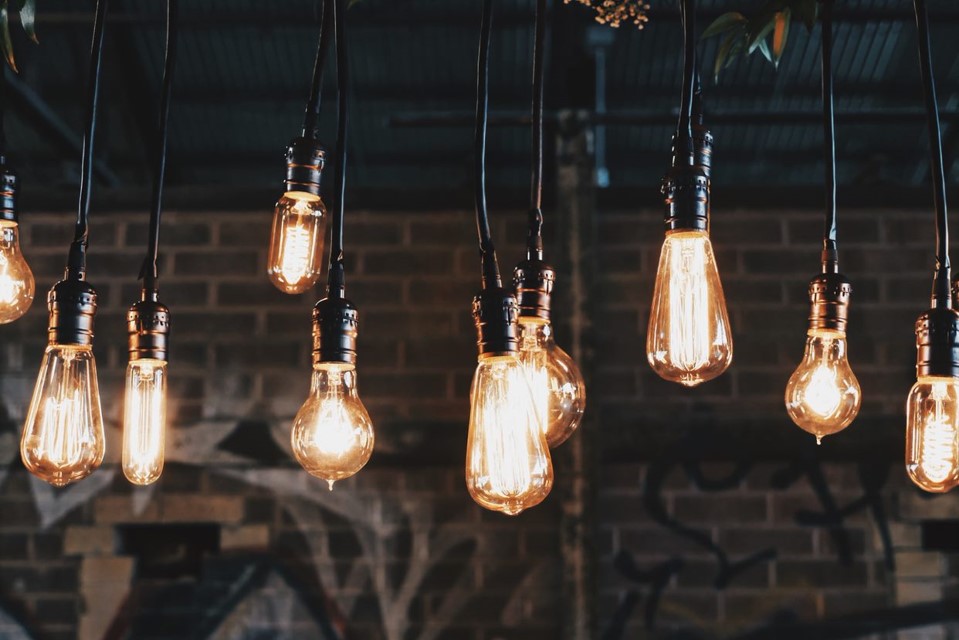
[[4, 68, 121, 186]]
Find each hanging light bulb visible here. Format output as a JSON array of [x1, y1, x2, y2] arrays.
[[785, 275, 861, 443], [291, 296, 374, 489], [906, 375, 959, 493], [0, 166, 34, 324], [466, 290, 553, 515], [647, 2, 732, 387], [21, 280, 104, 487], [647, 227, 732, 386], [122, 295, 170, 485], [513, 263, 586, 448], [267, 151, 328, 295], [905, 309, 959, 493]]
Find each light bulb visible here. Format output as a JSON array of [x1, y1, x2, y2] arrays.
[[516, 318, 586, 448], [291, 363, 374, 489], [647, 229, 733, 386], [122, 359, 167, 485], [267, 191, 328, 294], [0, 220, 33, 323], [21, 344, 105, 487], [466, 354, 553, 515], [906, 375, 959, 493], [785, 329, 861, 443]]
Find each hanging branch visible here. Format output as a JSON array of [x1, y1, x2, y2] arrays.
[[703, 0, 818, 81]]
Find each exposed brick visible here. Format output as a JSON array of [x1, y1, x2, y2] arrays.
[[673, 495, 768, 524]]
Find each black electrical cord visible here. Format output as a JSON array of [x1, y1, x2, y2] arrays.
[[67, 0, 110, 280], [675, 0, 696, 167], [475, 0, 500, 289], [301, 0, 333, 139], [327, 0, 347, 297], [527, 0, 547, 261], [140, 0, 178, 293], [0, 64, 6, 160], [914, 0, 951, 307], [821, 0, 838, 274]]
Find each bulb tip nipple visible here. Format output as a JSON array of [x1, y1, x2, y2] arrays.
[[327, 480, 335, 491], [816, 436, 823, 446]]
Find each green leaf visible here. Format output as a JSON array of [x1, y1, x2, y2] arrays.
[[701, 11, 747, 39], [756, 38, 773, 63], [19, 0, 36, 44], [0, 4, 17, 73], [772, 9, 789, 66], [714, 29, 742, 82], [747, 17, 776, 54]]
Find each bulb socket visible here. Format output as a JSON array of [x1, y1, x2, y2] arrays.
[[127, 297, 170, 362], [915, 307, 959, 378], [662, 164, 709, 232], [48, 279, 97, 347], [312, 296, 358, 365], [670, 126, 713, 179], [0, 164, 17, 223], [807, 272, 852, 333], [284, 137, 326, 198], [512, 258, 555, 321], [472, 287, 519, 357]]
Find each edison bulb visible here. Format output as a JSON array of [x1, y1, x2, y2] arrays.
[[785, 329, 861, 443], [121, 359, 167, 485], [647, 229, 732, 386], [466, 354, 553, 515], [0, 220, 34, 323], [516, 318, 586, 447], [291, 363, 373, 489], [906, 376, 959, 493], [267, 192, 327, 294], [20, 345, 104, 487]]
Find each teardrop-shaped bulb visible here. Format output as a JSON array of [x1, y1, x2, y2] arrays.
[[21, 344, 105, 487], [646, 229, 732, 386], [291, 363, 374, 488], [267, 192, 328, 294], [516, 318, 586, 448], [465, 354, 553, 515], [0, 220, 34, 324], [785, 329, 861, 443], [906, 375, 959, 493]]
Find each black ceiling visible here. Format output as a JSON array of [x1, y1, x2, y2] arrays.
[[4, 0, 959, 204]]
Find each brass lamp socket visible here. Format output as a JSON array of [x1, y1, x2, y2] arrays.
[[472, 287, 519, 357], [127, 296, 170, 362], [915, 307, 959, 378], [312, 296, 358, 365], [513, 258, 555, 322], [662, 164, 709, 232], [48, 279, 97, 347], [284, 137, 326, 198], [0, 164, 18, 223], [807, 272, 852, 333]]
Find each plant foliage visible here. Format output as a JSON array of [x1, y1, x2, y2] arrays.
[[701, 0, 818, 81]]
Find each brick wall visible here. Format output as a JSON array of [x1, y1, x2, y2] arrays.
[[0, 203, 955, 639]]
